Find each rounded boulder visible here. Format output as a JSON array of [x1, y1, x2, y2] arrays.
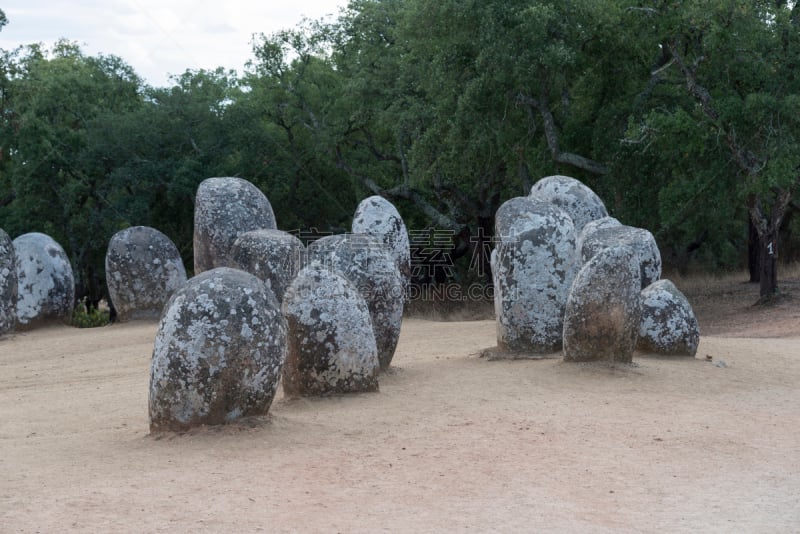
[[193, 177, 277, 274], [106, 226, 187, 321], [13, 232, 75, 329], [638, 279, 700, 356], [149, 268, 286, 432], [230, 229, 305, 304], [563, 246, 642, 363], [282, 263, 379, 396]]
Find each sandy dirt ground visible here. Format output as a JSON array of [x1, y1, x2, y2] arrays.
[[1, 281, 799, 532]]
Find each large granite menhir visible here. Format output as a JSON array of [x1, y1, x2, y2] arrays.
[[492, 196, 577, 353], [563, 246, 642, 364], [13, 232, 74, 329], [149, 268, 286, 432], [193, 177, 277, 274], [106, 226, 187, 321], [282, 263, 379, 396]]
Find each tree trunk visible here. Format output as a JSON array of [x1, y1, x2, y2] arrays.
[[748, 218, 760, 283], [758, 229, 778, 298]]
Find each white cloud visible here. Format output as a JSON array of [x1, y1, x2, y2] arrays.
[[0, 0, 346, 86]]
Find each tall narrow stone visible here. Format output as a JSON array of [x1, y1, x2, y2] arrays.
[[492, 197, 578, 353], [352, 196, 411, 290], [0, 229, 17, 335]]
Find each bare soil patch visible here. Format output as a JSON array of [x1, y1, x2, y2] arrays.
[[1, 270, 799, 532]]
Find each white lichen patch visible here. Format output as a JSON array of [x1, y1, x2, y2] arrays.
[[230, 229, 305, 304], [329, 234, 403, 370]]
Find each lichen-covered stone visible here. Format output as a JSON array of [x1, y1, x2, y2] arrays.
[[231, 229, 305, 304], [0, 229, 17, 335], [193, 177, 277, 274], [529, 175, 608, 234], [581, 225, 662, 289], [13, 233, 74, 329], [329, 234, 404, 370], [638, 279, 700, 356], [149, 268, 286, 432], [563, 246, 642, 363], [576, 216, 622, 257], [282, 263, 379, 396], [492, 197, 578, 353], [352, 196, 411, 289], [494, 196, 541, 239], [305, 234, 347, 268], [106, 226, 187, 321]]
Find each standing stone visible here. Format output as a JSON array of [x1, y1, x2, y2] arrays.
[[563, 246, 642, 364], [106, 226, 187, 321], [149, 268, 286, 432], [305, 234, 348, 268], [13, 233, 74, 329], [282, 263, 379, 396], [193, 177, 277, 274], [0, 229, 17, 335], [581, 225, 662, 289], [576, 216, 622, 257], [329, 234, 404, 370], [492, 197, 578, 353], [638, 279, 700, 356], [352, 196, 411, 290], [230, 229, 305, 304], [529, 175, 608, 234]]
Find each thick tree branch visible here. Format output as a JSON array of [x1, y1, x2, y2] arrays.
[[335, 145, 462, 232], [515, 92, 610, 175], [666, 40, 763, 178]]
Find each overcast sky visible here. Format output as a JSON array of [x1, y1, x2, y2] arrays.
[[0, 0, 347, 87]]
